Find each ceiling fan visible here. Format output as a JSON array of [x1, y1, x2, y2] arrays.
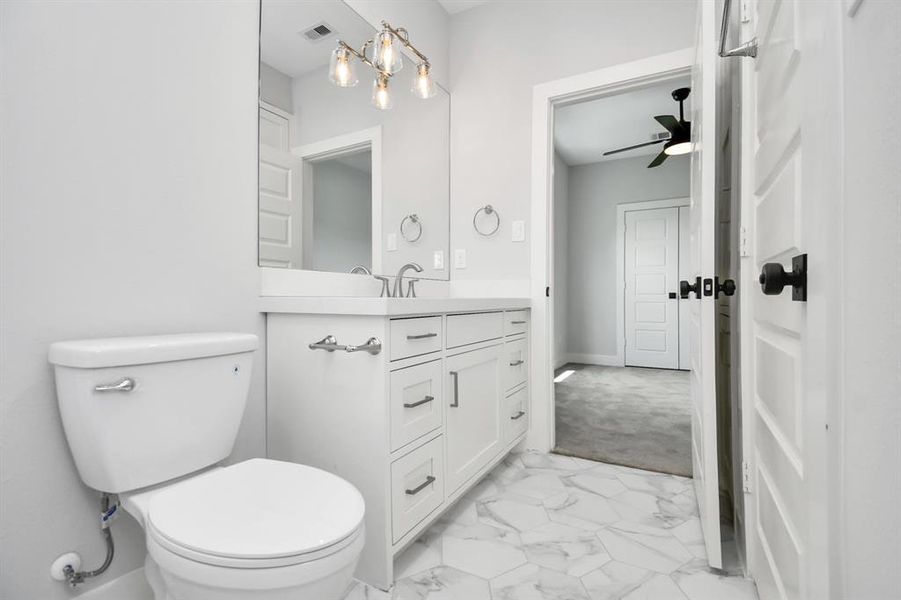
[[603, 87, 692, 168]]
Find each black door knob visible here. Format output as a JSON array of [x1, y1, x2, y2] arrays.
[[716, 277, 736, 297], [758, 254, 807, 301], [680, 277, 701, 299]]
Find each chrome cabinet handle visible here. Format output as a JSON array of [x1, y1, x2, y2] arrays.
[[94, 377, 135, 393], [509, 359, 524, 366], [309, 335, 346, 352], [405, 475, 436, 496], [510, 320, 527, 325], [511, 410, 526, 420], [345, 337, 382, 355], [407, 332, 438, 340], [403, 395, 434, 409], [449, 371, 459, 407]]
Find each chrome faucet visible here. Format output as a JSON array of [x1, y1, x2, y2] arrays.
[[350, 265, 371, 275], [393, 263, 423, 298]]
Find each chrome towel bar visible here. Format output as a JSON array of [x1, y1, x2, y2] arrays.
[[309, 335, 382, 355]]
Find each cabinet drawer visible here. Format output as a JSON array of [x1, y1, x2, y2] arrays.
[[391, 436, 444, 543], [505, 386, 529, 443], [505, 310, 529, 337], [503, 337, 528, 391], [390, 316, 443, 361], [446, 312, 503, 349], [390, 359, 443, 451]]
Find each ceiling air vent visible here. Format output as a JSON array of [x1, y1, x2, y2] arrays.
[[301, 22, 335, 43]]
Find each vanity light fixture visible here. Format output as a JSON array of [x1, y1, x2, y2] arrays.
[[327, 20, 434, 110]]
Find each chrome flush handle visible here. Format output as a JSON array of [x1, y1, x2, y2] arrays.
[[94, 377, 136, 392]]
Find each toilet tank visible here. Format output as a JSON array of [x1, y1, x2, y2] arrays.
[[49, 332, 258, 493]]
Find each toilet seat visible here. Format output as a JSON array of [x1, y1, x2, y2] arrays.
[[144, 458, 365, 569]]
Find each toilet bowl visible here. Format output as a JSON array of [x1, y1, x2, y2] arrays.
[[125, 459, 365, 600], [48, 333, 365, 599]]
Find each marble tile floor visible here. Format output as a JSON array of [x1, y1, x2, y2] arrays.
[[344, 451, 758, 600]]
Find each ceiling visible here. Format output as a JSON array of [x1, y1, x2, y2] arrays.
[[554, 76, 692, 166], [438, 0, 490, 15], [260, 0, 376, 79]]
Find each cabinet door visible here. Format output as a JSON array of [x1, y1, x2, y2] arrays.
[[445, 345, 502, 494]]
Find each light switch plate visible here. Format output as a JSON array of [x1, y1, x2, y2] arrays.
[[454, 249, 466, 269], [387, 233, 397, 252], [512, 220, 525, 242], [433, 250, 445, 270]]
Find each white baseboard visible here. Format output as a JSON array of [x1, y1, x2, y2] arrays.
[[79, 568, 154, 600], [564, 353, 623, 367]]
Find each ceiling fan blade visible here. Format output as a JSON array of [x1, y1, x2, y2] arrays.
[[654, 114, 683, 134], [647, 149, 668, 168], [602, 139, 664, 156]]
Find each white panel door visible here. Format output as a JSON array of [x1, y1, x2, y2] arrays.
[[445, 345, 502, 494], [624, 207, 680, 369], [678, 206, 690, 370], [689, 0, 722, 569], [740, 0, 830, 597], [258, 107, 301, 268]]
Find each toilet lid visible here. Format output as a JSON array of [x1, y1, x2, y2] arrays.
[[147, 459, 365, 560]]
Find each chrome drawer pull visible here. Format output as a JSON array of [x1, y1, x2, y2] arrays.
[[403, 395, 434, 409], [405, 475, 436, 495], [509, 360, 524, 366], [309, 335, 346, 352], [345, 337, 382, 355], [510, 320, 527, 325], [94, 377, 135, 392], [511, 410, 526, 420], [449, 371, 459, 407], [407, 332, 438, 340]]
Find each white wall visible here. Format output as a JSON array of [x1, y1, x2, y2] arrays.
[[448, 1, 696, 288], [312, 159, 373, 272], [552, 153, 569, 368], [342, 0, 450, 87], [564, 155, 689, 359], [0, 2, 262, 598], [260, 61, 294, 114]]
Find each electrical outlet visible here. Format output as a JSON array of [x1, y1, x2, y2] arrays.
[[433, 250, 445, 270], [512, 220, 525, 242], [387, 233, 397, 252], [454, 249, 466, 269]]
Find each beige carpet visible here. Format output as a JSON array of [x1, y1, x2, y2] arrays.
[[554, 363, 692, 476]]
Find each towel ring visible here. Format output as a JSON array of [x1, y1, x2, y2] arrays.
[[400, 214, 423, 243], [473, 205, 500, 236]]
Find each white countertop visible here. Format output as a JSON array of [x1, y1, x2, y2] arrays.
[[259, 296, 531, 316]]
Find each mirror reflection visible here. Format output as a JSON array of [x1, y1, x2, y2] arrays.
[[259, 0, 450, 280]]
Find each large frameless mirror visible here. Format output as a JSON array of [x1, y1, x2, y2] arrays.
[[258, 0, 450, 280]]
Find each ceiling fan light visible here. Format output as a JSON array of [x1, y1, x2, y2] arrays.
[[664, 140, 692, 156], [328, 44, 358, 87]]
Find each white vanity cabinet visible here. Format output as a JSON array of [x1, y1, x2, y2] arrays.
[[263, 299, 530, 591]]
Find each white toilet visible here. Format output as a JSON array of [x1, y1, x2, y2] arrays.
[[49, 332, 365, 600]]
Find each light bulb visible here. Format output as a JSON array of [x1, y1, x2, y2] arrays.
[[328, 44, 358, 87], [664, 141, 692, 156], [371, 74, 393, 110], [374, 29, 403, 74], [411, 63, 436, 99]]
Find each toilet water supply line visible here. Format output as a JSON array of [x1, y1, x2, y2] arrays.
[[63, 493, 117, 587]]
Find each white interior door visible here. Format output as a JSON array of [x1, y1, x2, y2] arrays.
[[624, 207, 680, 369], [258, 106, 301, 268], [678, 206, 690, 370], [688, 0, 722, 569]]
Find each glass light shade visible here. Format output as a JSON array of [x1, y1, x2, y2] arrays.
[[373, 30, 403, 74], [411, 63, 436, 99], [371, 74, 393, 110], [664, 140, 692, 156], [328, 45, 358, 87]]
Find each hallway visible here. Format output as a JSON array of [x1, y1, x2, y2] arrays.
[[554, 365, 691, 476]]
